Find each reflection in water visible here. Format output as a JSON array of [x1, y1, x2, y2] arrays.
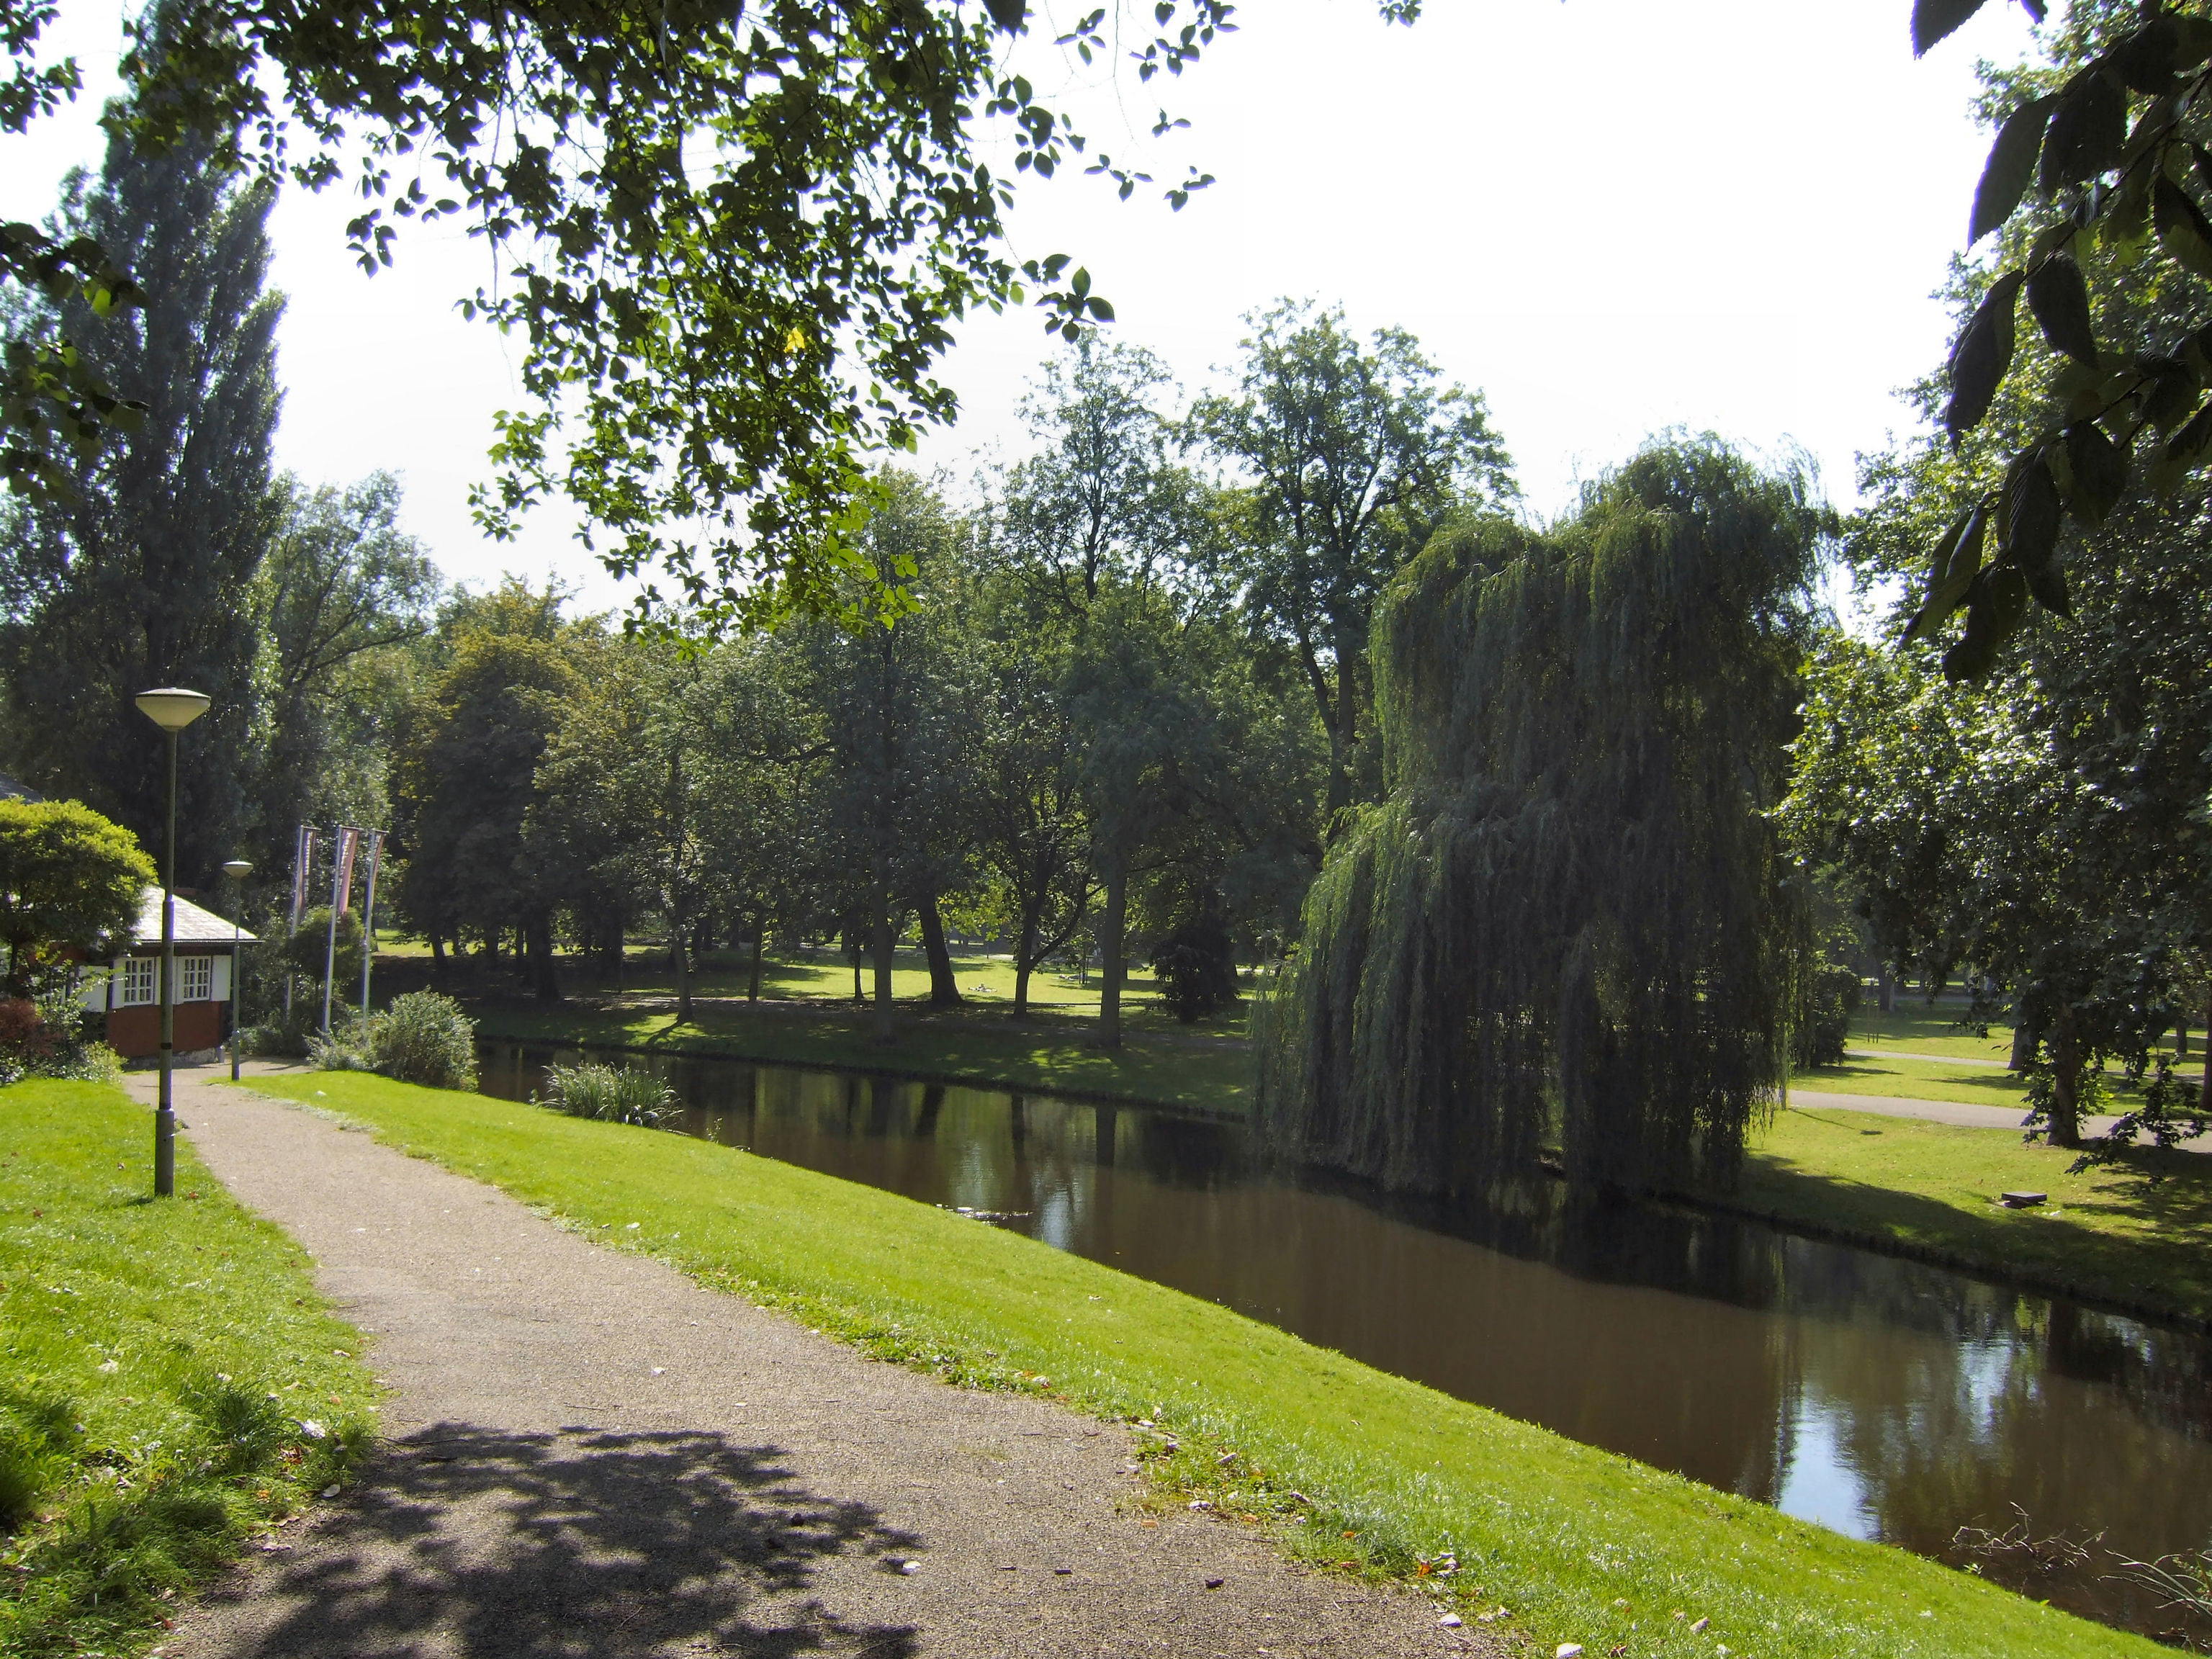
[[478, 1044, 2212, 1641]]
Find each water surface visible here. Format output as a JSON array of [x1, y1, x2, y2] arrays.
[[478, 1043, 2212, 1641]]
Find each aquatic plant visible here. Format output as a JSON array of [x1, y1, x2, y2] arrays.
[[1254, 439, 1823, 1195], [534, 1061, 678, 1127]]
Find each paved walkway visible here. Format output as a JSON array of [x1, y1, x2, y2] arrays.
[[131, 1065, 1482, 1659], [1786, 1089, 2211, 1153]]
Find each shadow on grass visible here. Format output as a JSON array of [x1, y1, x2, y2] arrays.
[[1733, 1147, 2212, 1329], [201, 1424, 921, 1658]]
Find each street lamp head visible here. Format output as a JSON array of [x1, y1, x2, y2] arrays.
[[222, 858, 252, 881], [135, 687, 212, 732]]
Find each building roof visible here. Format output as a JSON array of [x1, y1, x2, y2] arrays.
[[129, 886, 258, 947]]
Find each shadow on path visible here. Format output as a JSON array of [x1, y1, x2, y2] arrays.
[[201, 1425, 922, 1658]]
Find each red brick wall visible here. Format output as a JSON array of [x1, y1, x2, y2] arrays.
[[107, 1001, 226, 1060]]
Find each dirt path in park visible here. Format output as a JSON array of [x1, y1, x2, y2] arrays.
[[127, 1064, 1488, 1659]]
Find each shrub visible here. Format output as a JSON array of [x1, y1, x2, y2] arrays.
[[1792, 961, 1863, 1069], [534, 1061, 678, 1127], [369, 992, 477, 1090], [1149, 913, 1241, 1024], [306, 992, 477, 1090], [305, 1017, 377, 1073]]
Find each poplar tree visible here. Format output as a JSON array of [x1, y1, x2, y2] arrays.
[[0, 114, 281, 884]]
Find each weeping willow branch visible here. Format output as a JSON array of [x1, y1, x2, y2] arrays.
[[1254, 439, 1825, 1195]]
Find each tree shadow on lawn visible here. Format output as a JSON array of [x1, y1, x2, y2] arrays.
[[1736, 1148, 2212, 1326], [202, 1424, 921, 1658]]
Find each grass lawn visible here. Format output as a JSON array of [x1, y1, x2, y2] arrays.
[[243, 1070, 2163, 1659], [1735, 1105, 2212, 1328], [467, 998, 1253, 1116], [1789, 1056, 2036, 1110], [0, 1080, 376, 1658]]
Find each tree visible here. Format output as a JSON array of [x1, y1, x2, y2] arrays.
[[1779, 638, 2182, 1147], [0, 113, 282, 884], [391, 584, 591, 994], [1907, 0, 2212, 683], [1255, 439, 1823, 1195], [0, 797, 153, 997], [0, 0, 1268, 620], [992, 338, 1202, 611], [791, 473, 976, 1041], [1192, 300, 1514, 821], [966, 575, 1094, 1019], [251, 471, 439, 865]]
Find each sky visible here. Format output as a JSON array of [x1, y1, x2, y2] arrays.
[[2, 0, 2044, 612]]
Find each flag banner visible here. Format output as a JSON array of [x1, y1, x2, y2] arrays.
[[334, 827, 361, 915], [360, 830, 384, 910], [289, 826, 315, 928]]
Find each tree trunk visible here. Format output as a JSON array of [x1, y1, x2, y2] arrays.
[[529, 914, 559, 1002], [747, 915, 764, 1004], [871, 889, 896, 1044], [918, 891, 963, 1007], [2201, 991, 2211, 1116], [2008, 1015, 2034, 1071], [1013, 907, 1038, 1020], [1096, 853, 1126, 1050], [2047, 1004, 2083, 1149], [849, 935, 863, 1004], [672, 904, 693, 1023], [1876, 966, 1894, 1014], [429, 932, 446, 968]]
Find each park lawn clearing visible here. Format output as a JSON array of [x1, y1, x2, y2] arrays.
[[0, 1079, 376, 1659], [467, 998, 1251, 1115], [246, 1070, 2161, 1659], [1736, 1105, 2212, 1328], [1790, 1054, 2036, 1109]]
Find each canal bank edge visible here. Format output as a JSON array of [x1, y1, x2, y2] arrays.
[[236, 1069, 2167, 1659], [467, 1009, 2212, 1336]]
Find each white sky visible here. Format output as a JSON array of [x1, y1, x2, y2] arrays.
[[4, 0, 2041, 611]]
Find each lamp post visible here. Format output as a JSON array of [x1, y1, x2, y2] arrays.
[[135, 687, 211, 1199], [222, 858, 251, 1081]]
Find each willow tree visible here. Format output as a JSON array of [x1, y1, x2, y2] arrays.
[[1254, 440, 1823, 1195]]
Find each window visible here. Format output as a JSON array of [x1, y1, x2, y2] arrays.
[[180, 956, 214, 1002], [120, 957, 156, 1007]]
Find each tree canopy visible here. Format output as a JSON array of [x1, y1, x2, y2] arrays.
[[0, 796, 153, 997], [1255, 439, 1825, 1195]]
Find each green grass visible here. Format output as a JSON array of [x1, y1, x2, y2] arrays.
[[1734, 1105, 2212, 1328], [0, 1080, 377, 1658], [242, 1070, 2162, 1659], [1790, 1056, 2036, 1110], [468, 999, 1253, 1115]]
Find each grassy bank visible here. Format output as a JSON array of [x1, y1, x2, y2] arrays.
[[467, 998, 1252, 1115], [245, 1070, 2160, 1659], [1731, 1105, 2212, 1328], [0, 1080, 376, 1658]]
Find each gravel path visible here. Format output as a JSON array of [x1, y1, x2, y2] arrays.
[[132, 1066, 1487, 1658]]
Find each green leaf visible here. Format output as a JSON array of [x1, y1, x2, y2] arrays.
[[2139, 355, 2201, 431], [1972, 97, 2054, 242], [2159, 396, 2212, 472], [2038, 68, 2127, 192], [1903, 500, 1986, 642], [2025, 253, 2098, 364], [984, 0, 1027, 32], [1913, 0, 1989, 55], [2109, 19, 2188, 94], [2001, 457, 2069, 618], [1943, 271, 2022, 439], [2064, 420, 2127, 523], [2000, 454, 2062, 570], [2152, 175, 2212, 280], [1941, 565, 2029, 683]]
